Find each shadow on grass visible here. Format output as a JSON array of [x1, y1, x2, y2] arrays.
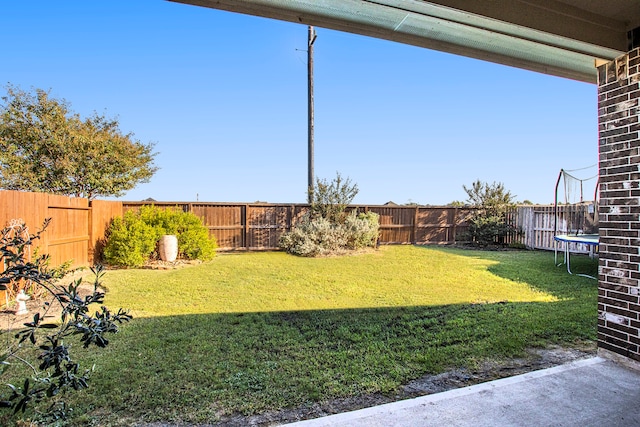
[[72, 295, 596, 424]]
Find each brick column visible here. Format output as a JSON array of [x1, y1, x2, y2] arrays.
[[597, 48, 640, 367]]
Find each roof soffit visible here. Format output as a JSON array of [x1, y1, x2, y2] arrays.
[[169, 0, 640, 83]]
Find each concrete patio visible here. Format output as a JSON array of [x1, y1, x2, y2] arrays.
[[285, 356, 640, 427]]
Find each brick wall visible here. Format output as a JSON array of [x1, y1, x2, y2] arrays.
[[597, 48, 640, 363]]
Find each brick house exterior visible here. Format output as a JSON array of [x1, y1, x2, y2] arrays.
[[597, 47, 640, 367]]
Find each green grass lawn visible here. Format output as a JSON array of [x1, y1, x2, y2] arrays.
[[3, 246, 598, 426]]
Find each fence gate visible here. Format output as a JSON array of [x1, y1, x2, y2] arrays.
[[46, 204, 90, 268]]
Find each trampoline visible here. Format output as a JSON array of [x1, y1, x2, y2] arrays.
[[553, 167, 599, 280], [554, 233, 599, 279]]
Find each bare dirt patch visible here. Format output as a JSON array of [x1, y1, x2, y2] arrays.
[[141, 259, 203, 270], [0, 271, 97, 331]]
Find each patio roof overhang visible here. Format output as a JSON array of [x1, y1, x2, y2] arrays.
[[169, 0, 640, 84]]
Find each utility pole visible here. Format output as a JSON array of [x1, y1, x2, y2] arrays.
[[307, 25, 317, 203]]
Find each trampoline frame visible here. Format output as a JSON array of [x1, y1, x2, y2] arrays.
[[554, 233, 599, 279], [553, 167, 599, 280]]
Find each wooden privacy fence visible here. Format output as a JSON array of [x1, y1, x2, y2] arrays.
[[0, 190, 122, 269], [517, 203, 598, 254], [1, 190, 593, 264], [0, 190, 119, 304], [1, 190, 90, 268], [121, 202, 479, 250], [1, 191, 481, 267]]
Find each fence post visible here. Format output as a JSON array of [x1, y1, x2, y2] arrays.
[[88, 205, 93, 264], [243, 204, 249, 250], [287, 205, 293, 232], [412, 206, 419, 244], [452, 207, 459, 244]]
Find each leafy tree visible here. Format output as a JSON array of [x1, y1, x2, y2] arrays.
[[463, 180, 515, 217], [0, 219, 130, 422], [308, 172, 359, 224], [460, 180, 517, 246], [0, 85, 158, 199]]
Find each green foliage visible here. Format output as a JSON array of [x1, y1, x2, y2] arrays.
[[0, 220, 51, 303], [283, 173, 374, 256], [460, 180, 517, 247], [465, 214, 513, 247], [508, 241, 528, 249], [103, 205, 217, 267], [308, 172, 359, 223], [279, 211, 379, 257], [0, 220, 130, 423], [136, 205, 218, 261], [102, 212, 157, 267], [463, 180, 515, 217], [280, 173, 379, 256], [0, 84, 157, 199], [344, 211, 380, 249], [44, 258, 77, 280], [178, 225, 217, 261], [279, 214, 347, 257]]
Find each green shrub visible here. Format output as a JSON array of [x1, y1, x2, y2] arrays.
[[280, 211, 379, 257], [282, 173, 378, 257], [136, 205, 217, 261], [458, 180, 517, 247], [344, 211, 379, 249], [279, 214, 345, 257], [137, 204, 180, 236], [103, 206, 217, 267], [308, 172, 358, 223], [463, 214, 512, 247], [508, 241, 527, 250], [103, 211, 157, 267], [177, 217, 217, 260]]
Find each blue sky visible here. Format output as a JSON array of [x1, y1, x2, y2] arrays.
[[2, 0, 598, 205]]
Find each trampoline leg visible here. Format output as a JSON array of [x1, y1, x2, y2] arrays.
[[555, 241, 567, 267], [566, 248, 597, 280]]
